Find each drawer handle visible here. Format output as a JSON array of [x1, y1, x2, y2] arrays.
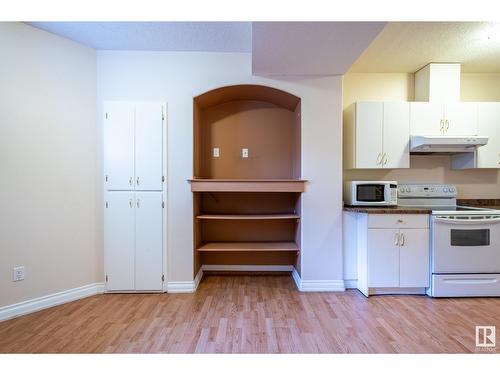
[[397, 219, 404, 223]]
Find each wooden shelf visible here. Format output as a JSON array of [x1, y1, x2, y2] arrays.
[[196, 214, 300, 220], [196, 241, 299, 252], [189, 179, 307, 192]]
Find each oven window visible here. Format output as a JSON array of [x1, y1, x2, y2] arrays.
[[451, 229, 490, 246], [356, 184, 385, 202]]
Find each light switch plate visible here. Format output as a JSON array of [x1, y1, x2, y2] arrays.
[[213, 147, 220, 157], [12, 266, 25, 282], [242, 148, 249, 158]]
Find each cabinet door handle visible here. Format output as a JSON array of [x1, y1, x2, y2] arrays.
[[382, 153, 388, 166], [129, 199, 133, 208], [445, 119, 450, 132], [440, 119, 444, 133], [400, 233, 405, 246], [394, 232, 400, 246], [136, 199, 140, 208], [136, 176, 140, 186], [376, 153, 382, 165], [129, 177, 133, 186]]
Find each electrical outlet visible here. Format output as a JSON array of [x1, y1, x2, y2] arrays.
[[213, 147, 220, 157], [12, 266, 25, 282], [242, 148, 249, 158]]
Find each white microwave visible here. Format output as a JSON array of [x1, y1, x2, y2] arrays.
[[344, 181, 398, 206]]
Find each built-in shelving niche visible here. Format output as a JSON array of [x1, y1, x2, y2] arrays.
[[191, 84, 304, 279]]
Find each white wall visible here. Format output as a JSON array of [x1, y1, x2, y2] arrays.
[[0, 23, 99, 307], [97, 51, 344, 283]]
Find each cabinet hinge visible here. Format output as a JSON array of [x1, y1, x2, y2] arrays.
[[105, 201, 108, 208], [161, 275, 165, 282], [105, 275, 108, 282], [162, 201, 165, 208]]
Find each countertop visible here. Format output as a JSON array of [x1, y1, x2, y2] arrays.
[[343, 206, 431, 214]]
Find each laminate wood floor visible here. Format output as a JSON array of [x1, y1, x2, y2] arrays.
[[1, 275, 499, 353]]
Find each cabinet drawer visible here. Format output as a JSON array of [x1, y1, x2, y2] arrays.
[[368, 214, 429, 229]]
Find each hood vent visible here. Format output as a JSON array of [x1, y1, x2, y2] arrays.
[[410, 135, 489, 154]]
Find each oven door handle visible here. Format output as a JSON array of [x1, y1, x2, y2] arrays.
[[434, 217, 500, 225]]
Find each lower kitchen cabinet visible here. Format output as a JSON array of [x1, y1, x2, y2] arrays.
[[345, 213, 430, 297], [104, 191, 164, 292]]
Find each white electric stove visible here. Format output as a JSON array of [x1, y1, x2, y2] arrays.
[[398, 184, 500, 297]]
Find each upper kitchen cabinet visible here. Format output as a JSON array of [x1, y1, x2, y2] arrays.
[[476, 103, 500, 168], [104, 101, 166, 191], [410, 102, 478, 136], [344, 102, 410, 169]]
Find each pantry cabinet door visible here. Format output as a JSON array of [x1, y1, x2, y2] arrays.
[[410, 102, 444, 135], [135, 192, 163, 291], [135, 102, 164, 191], [103, 102, 135, 190], [444, 102, 478, 135], [355, 102, 384, 168], [105, 192, 135, 291], [368, 229, 400, 288], [477, 103, 500, 168], [399, 229, 429, 288], [383, 102, 410, 168]]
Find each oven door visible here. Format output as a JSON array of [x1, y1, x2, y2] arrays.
[[432, 216, 500, 273], [355, 183, 390, 205]]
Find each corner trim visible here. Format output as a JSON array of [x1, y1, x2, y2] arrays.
[[0, 282, 105, 322], [344, 279, 358, 289], [167, 268, 204, 294], [292, 267, 302, 290], [292, 269, 345, 292]]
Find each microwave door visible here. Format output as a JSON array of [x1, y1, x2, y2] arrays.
[[356, 184, 387, 204]]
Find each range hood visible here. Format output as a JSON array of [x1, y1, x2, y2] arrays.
[[410, 135, 489, 153]]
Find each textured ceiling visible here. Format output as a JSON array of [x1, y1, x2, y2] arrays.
[[28, 22, 252, 52], [349, 22, 500, 73], [252, 22, 386, 75]]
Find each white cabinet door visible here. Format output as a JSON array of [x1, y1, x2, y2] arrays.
[[383, 102, 410, 168], [410, 102, 444, 135], [368, 229, 399, 287], [105, 192, 135, 291], [444, 102, 478, 135], [135, 102, 164, 191], [104, 102, 135, 190], [477, 103, 500, 168], [355, 102, 383, 168], [399, 229, 429, 288], [135, 192, 163, 291]]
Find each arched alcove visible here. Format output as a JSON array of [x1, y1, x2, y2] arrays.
[[191, 85, 304, 278], [193, 84, 301, 179]]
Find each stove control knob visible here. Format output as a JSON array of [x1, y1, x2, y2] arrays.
[[399, 187, 405, 193], [406, 187, 411, 193], [443, 188, 449, 193], [450, 187, 455, 193]]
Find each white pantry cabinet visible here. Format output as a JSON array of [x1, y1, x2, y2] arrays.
[[104, 101, 165, 191], [103, 100, 166, 293], [476, 103, 500, 168], [350, 213, 429, 297], [105, 191, 164, 292], [410, 102, 478, 136], [343, 102, 410, 169]]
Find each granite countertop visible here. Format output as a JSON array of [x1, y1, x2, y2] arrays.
[[343, 206, 432, 214]]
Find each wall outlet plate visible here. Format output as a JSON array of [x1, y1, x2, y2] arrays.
[[213, 147, 220, 157], [242, 148, 249, 158], [12, 266, 25, 282]]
